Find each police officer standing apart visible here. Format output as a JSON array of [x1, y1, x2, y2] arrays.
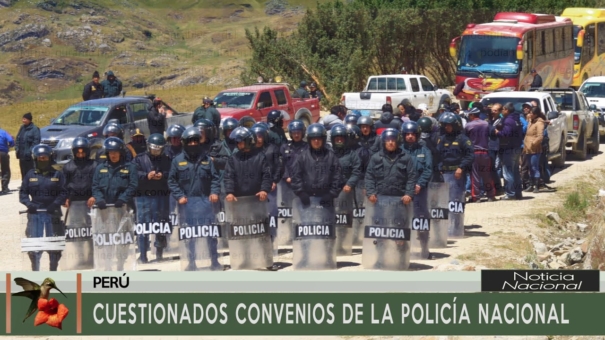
[[133, 134, 172, 263], [267, 110, 289, 146], [192, 97, 221, 127], [308, 82, 322, 102], [20, 144, 68, 271], [147, 98, 166, 135], [101, 71, 122, 98], [82, 71, 104, 101], [295, 81, 310, 98], [16, 113, 41, 179]]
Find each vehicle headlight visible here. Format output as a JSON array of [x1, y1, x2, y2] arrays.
[[57, 138, 75, 149]]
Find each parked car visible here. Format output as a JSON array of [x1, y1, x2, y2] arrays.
[[578, 76, 605, 137], [340, 74, 453, 119], [480, 91, 568, 167], [542, 88, 599, 159], [40, 95, 189, 167]]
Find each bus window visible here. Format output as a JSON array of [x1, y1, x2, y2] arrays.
[[582, 24, 596, 66], [555, 28, 563, 52], [598, 22, 605, 56], [574, 25, 582, 63], [536, 30, 544, 56], [545, 30, 554, 55]]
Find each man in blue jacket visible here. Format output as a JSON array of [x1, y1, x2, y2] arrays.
[[0, 125, 14, 193], [495, 103, 524, 200]]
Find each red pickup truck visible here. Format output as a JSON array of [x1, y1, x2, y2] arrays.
[[213, 84, 321, 127]]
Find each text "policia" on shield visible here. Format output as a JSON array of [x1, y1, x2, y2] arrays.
[[364, 226, 410, 240]]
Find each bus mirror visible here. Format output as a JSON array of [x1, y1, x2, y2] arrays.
[[516, 45, 524, 60], [577, 30, 585, 48], [449, 36, 460, 58]]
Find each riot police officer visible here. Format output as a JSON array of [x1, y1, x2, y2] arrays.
[[251, 123, 281, 191], [280, 120, 308, 184], [164, 124, 185, 159], [167, 127, 222, 271], [196, 119, 230, 171], [20, 144, 68, 271], [330, 125, 362, 196], [133, 133, 172, 263], [417, 117, 442, 182], [221, 117, 239, 154], [96, 123, 133, 163], [63, 137, 97, 209], [192, 97, 221, 127], [92, 137, 138, 209], [238, 116, 256, 129], [344, 112, 361, 126], [267, 110, 289, 146]]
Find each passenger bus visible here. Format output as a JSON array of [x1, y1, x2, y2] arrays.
[[449, 12, 575, 109], [560, 8, 605, 87]]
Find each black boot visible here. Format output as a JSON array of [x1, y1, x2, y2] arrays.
[[156, 248, 163, 261], [523, 180, 535, 192], [533, 178, 540, 193]]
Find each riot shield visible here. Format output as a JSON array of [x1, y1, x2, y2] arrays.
[[291, 196, 336, 270], [225, 195, 273, 270], [276, 181, 295, 246], [447, 177, 465, 239], [20, 209, 66, 272], [91, 205, 137, 271], [134, 196, 173, 263], [167, 197, 180, 254], [60, 201, 93, 270], [361, 195, 411, 271], [334, 190, 354, 256], [410, 188, 430, 260], [351, 180, 365, 246], [177, 196, 223, 271], [427, 182, 449, 248], [215, 197, 229, 251], [267, 189, 279, 257]]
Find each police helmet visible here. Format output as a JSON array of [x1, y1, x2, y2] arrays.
[[256, 122, 270, 130], [221, 117, 239, 139], [103, 123, 124, 139], [288, 119, 306, 138], [330, 124, 348, 149], [357, 116, 374, 128], [166, 124, 186, 138], [250, 123, 268, 145], [147, 133, 166, 155], [267, 110, 284, 128], [194, 119, 217, 142], [344, 114, 360, 126], [181, 126, 202, 145], [107, 118, 121, 126], [401, 121, 421, 137], [230, 127, 256, 150], [32, 144, 54, 160], [71, 137, 91, 159], [306, 123, 327, 142], [239, 116, 256, 129], [439, 112, 462, 131], [345, 124, 361, 148], [417, 117, 434, 133], [103, 137, 126, 158], [203, 97, 213, 105], [381, 128, 402, 147]]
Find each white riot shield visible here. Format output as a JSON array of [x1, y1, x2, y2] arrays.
[[361, 195, 411, 271], [215, 197, 229, 251], [225, 195, 273, 270], [427, 182, 449, 248], [134, 196, 173, 264], [447, 175, 466, 238], [291, 196, 337, 270], [91, 205, 137, 271], [177, 196, 223, 271], [276, 181, 295, 246], [351, 180, 365, 246], [167, 197, 180, 254], [60, 201, 93, 270], [334, 190, 354, 256], [267, 189, 279, 257], [20, 209, 66, 271], [410, 188, 430, 260]]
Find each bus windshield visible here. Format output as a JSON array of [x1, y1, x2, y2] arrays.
[[579, 82, 605, 98], [457, 35, 520, 75], [573, 25, 582, 64]]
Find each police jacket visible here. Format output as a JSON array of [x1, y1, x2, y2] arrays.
[[353, 144, 371, 181], [496, 112, 524, 150], [133, 152, 172, 196], [295, 87, 310, 98], [290, 146, 341, 198], [167, 152, 220, 200], [192, 106, 221, 127], [270, 126, 288, 146], [260, 143, 281, 184], [101, 78, 122, 97], [92, 160, 138, 204], [82, 81, 104, 101], [20, 168, 68, 211], [222, 138, 237, 154], [437, 132, 475, 172], [359, 134, 380, 153], [279, 140, 308, 180], [147, 107, 166, 135], [202, 139, 230, 171], [309, 90, 322, 101], [403, 141, 433, 189], [420, 132, 441, 177], [224, 148, 272, 197], [334, 148, 362, 189], [164, 145, 182, 159], [96, 147, 133, 163], [127, 140, 147, 156], [62, 158, 97, 202], [267, 129, 282, 147], [15, 123, 40, 160], [365, 148, 417, 197]]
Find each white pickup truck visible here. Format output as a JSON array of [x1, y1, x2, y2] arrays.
[[578, 76, 605, 138], [340, 74, 453, 118]]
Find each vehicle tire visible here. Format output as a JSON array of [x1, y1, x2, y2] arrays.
[[574, 127, 588, 160], [551, 134, 566, 168], [588, 120, 600, 154], [300, 114, 311, 128]]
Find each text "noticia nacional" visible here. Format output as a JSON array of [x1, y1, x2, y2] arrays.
[[481, 270, 600, 292]]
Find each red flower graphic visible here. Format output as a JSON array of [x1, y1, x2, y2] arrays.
[[34, 298, 69, 329]]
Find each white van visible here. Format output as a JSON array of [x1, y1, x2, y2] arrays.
[[579, 76, 605, 136]]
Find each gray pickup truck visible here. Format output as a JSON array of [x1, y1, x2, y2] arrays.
[[40, 95, 192, 167]]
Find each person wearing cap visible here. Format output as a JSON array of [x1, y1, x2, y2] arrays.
[[192, 97, 221, 127], [16, 112, 41, 179], [295, 81, 310, 99], [82, 71, 104, 101], [101, 70, 122, 98], [529, 69, 542, 89], [147, 97, 166, 135], [127, 128, 147, 157], [465, 108, 495, 202], [308, 82, 322, 102], [0, 124, 14, 194]]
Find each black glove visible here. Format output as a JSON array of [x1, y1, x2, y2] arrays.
[[114, 200, 125, 208], [27, 205, 37, 214], [46, 203, 59, 214], [96, 200, 107, 210], [320, 193, 334, 206], [299, 192, 310, 206]]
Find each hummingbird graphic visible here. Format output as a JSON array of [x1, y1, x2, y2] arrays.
[[12, 277, 67, 322]]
